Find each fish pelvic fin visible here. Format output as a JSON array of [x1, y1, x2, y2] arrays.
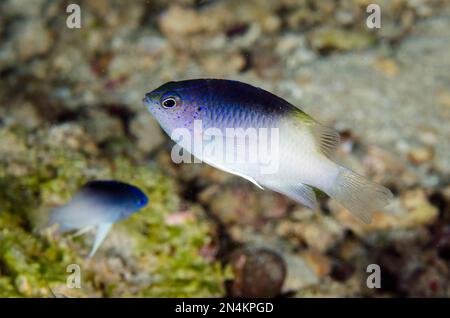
[[327, 167, 393, 224], [203, 158, 265, 190], [88, 222, 113, 258], [70, 225, 95, 238], [243, 175, 264, 190]]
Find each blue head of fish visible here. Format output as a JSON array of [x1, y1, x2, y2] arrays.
[[49, 180, 149, 232], [143, 80, 210, 135], [82, 180, 149, 220]]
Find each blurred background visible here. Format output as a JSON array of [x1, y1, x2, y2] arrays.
[[0, 0, 449, 297]]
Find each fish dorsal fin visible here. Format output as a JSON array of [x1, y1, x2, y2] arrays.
[[88, 222, 113, 258], [311, 123, 340, 157]]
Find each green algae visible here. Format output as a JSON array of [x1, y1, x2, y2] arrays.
[[0, 127, 228, 297]]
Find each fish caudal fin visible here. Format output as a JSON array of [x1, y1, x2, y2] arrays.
[[88, 222, 113, 258], [327, 167, 393, 224]]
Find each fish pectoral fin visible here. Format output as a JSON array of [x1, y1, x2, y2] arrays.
[[202, 158, 264, 190], [88, 222, 113, 258]]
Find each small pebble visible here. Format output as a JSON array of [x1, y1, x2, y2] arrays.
[[229, 247, 286, 298]]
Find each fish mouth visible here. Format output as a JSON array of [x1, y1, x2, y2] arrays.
[[143, 93, 151, 104], [143, 92, 161, 105]]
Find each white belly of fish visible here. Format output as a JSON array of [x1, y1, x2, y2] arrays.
[[177, 124, 338, 195]]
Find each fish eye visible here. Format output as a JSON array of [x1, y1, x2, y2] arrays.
[[161, 97, 177, 108]]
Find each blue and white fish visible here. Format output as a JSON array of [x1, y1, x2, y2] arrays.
[[143, 79, 393, 223], [49, 180, 148, 257]]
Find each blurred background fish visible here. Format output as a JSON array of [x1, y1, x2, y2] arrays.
[[49, 180, 148, 257]]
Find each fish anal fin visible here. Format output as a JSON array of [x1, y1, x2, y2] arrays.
[[269, 182, 318, 209], [294, 183, 319, 209]]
